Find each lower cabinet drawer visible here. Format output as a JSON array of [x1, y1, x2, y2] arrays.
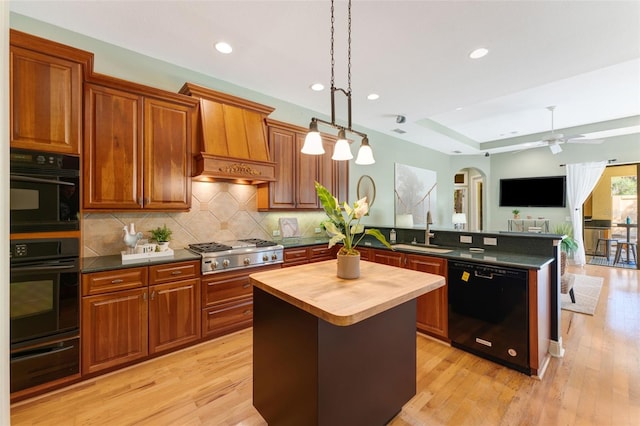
[[202, 299, 253, 339], [202, 276, 252, 308]]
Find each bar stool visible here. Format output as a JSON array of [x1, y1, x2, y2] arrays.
[[595, 238, 618, 261], [613, 241, 637, 265]]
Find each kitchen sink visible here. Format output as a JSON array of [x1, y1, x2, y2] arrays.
[[393, 244, 453, 254]]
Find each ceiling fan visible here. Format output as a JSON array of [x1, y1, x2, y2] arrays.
[[539, 106, 604, 154]]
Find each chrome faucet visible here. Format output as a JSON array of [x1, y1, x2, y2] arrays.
[[425, 210, 434, 245]]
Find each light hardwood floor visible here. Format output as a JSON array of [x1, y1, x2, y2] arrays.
[[10, 264, 640, 425]]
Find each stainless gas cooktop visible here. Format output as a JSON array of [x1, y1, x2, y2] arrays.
[[188, 238, 283, 274]]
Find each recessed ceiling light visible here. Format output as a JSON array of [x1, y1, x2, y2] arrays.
[[469, 47, 489, 59], [310, 83, 324, 91], [455, 107, 463, 111], [367, 93, 380, 100], [215, 42, 233, 54]]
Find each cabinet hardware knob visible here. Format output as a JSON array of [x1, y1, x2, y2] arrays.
[[151, 290, 155, 300], [242, 283, 250, 289], [243, 310, 252, 315], [111, 279, 124, 284], [143, 292, 147, 301], [171, 271, 182, 275]]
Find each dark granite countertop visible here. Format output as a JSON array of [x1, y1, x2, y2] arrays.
[[358, 241, 553, 270], [278, 237, 331, 248], [280, 238, 553, 270], [82, 235, 554, 273], [81, 248, 201, 273]]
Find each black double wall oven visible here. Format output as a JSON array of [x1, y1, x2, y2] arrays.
[[10, 238, 81, 392], [9, 148, 82, 393], [10, 148, 80, 234]]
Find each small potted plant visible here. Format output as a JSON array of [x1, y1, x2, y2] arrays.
[[149, 224, 173, 252], [553, 223, 578, 276], [512, 209, 521, 219], [315, 181, 392, 279]]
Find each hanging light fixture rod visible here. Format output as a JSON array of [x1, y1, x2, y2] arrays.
[[301, 0, 374, 165]]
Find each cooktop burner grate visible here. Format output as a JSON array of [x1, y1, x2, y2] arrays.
[[237, 238, 278, 247], [188, 242, 233, 253]]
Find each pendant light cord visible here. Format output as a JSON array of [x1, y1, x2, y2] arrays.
[[330, 0, 335, 92], [347, 0, 351, 96]]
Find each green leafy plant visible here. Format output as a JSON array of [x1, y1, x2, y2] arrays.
[[149, 224, 173, 243], [315, 181, 392, 256], [512, 209, 520, 216], [553, 222, 578, 254]]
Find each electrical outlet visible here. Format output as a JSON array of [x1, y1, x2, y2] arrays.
[[315, 227, 322, 234], [460, 235, 473, 244], [272, 230, 280, 237], [483, 237, 498, 246]]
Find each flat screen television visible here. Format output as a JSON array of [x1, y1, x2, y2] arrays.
[[499, 176, 567, 208]]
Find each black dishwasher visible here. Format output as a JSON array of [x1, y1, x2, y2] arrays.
[[448, 260, 530, 374]]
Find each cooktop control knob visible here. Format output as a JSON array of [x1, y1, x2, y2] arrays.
[[271, 253, 278, 260], [222, 259, 230, 268], [212, 260, 219, 270], [203, 260, 212, 272], [244, 257, 251, 265], [262, 254, 269, 261]]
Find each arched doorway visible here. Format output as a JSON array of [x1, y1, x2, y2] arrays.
[[454, 167, 486, 231]]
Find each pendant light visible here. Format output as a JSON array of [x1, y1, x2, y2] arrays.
[[301, 119, 324, 154], [301, 0, 374, 165]]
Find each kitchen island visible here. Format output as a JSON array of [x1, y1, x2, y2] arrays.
[[250, 260, 445, 426]]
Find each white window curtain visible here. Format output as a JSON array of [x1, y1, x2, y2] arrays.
[[566, 161, 608, 265]]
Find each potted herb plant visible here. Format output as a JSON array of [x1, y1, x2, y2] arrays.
[[149, 224, 173, 252], [512, 209, 521, 219]]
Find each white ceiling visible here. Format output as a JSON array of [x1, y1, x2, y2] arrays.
[[10, 0, 640, 155]]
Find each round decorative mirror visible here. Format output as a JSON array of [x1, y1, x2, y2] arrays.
[[357, 175, 376, 207]]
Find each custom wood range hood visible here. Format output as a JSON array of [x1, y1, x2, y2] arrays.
[[180, 83, 276, 184]]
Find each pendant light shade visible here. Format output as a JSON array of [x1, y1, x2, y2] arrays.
[[332, 129, 353, 160], [301, 0, 374, 165], [355, 137, 375, 165], [301, 120, 325, 154]]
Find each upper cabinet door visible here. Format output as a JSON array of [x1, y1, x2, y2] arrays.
[[295, 132, 320, 209], [10, 45, 83, 154], [83, 83, 144, 210], [264, 126, 297, 209], [143, 98, 192, 210]]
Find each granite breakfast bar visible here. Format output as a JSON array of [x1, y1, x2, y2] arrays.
[[249, 260, 445, 426]]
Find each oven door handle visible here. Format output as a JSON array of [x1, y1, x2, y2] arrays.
[[10, 174, 75, 186], [10, 262, 77, 272], [11, 345, 74, 362]]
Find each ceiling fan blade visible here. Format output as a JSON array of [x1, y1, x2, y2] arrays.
[[566, 138, 604, 144]]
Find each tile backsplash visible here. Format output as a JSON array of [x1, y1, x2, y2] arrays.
[[82, 181, 327, 257]]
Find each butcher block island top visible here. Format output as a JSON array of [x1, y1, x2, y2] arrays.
[[249, 259, 445, 326]]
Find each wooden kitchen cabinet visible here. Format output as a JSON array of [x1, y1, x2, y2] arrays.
[[81, 260, 200, 375], [283, 244, 337, 267], [356, 247, 371, 261], [309, 245, 334, 262], [258, 120, 349, 210], [405, 254, 448, 340], [9, 30, 93, 154], [201, 265, 280, 339], [373, 249, 405, 267], [149, 278, 200, 354], [283, 247, 311, 267], [83, 79, 196, 211], [148, 262, 201, 354], [81, 287, 149, 375], [368, 249, 448, 340]]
